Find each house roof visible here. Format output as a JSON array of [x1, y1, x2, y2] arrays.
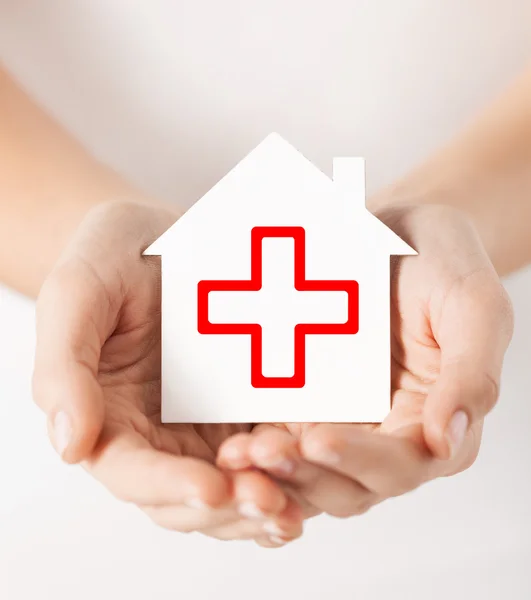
[[144, 133, 416, 257]]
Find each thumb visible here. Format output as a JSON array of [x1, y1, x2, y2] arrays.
[[32, 263, 113, 463], [423, 277, 513, 460]]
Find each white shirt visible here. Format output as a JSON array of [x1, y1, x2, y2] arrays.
[[1, 2, 530, 599]]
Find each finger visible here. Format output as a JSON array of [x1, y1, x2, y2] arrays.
[[33, 262, 116, 463], [140, 467, 301, 536], [254, 498, 304, 547], [84, 428, 231, 507], [218, 429, 320, 518], [142, 503, 239, 533], [246, 426, 376, 518], [245, 425, 299, 476], [217, 432, 254, 470], [381, 415, 482, 478], [424, 274, 513, 460], [300, 424, 435, 498], [231, 469, 289, 519], [254, 536, 290, 548], [216, 424, 291, 471], [203, 496, 303, 542]]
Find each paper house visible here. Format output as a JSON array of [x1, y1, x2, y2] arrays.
[[144, 134, 416, 423]]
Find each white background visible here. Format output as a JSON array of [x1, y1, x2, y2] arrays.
[[0, 1, 531, 598]]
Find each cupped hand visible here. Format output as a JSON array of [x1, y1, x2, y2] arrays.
[[32, 201, 302, 546], [218, 204, 514, 519]]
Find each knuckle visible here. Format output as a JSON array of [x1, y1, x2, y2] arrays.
[[328, 498, 376, 519], [210, 533, 238, 542], [141, 506, 198, 534], [149, 515, 195, 534], [170, 523, 196, 534], [328, 510, 352, 519], [476, 372, 500, 416]]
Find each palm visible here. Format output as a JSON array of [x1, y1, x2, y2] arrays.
[[278, 258, 450, 446], [278, 209, 487, 467], [216, 205, 511, 524], [51, 200, 256, 470], [93, 259, 251, 466]]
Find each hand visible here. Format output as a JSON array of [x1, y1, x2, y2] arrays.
[[218, 204, 514, 519], [32, 201, 303, 546]]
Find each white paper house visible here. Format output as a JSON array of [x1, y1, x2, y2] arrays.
[[145, 134, 416, 423]]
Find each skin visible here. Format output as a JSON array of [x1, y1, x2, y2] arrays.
[[0, 64, 529, 545], [33, 201, 305, 546], [218, 69, 531, 521], [1, 67, 301, 545], [218, 204, 513, 518], [219, 69, 531, 521]]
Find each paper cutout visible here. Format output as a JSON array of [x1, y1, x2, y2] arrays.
[[144, 133, 416, 423]]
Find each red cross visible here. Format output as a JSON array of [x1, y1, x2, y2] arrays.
[[197, 226, 359, 388]]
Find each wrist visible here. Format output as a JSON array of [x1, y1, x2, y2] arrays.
[[368, 176, 500, 271], [59, 199, 181, 272], [24, 193, 178, 298]]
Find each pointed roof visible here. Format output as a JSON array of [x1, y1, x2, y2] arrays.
[[144, 133, 416, 257]]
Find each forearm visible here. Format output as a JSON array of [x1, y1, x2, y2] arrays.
[[0, 66, 158, 297], [371, 68, 531, 276]]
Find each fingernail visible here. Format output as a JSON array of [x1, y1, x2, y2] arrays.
[[52, 411, 72, 457], [263, 521, 285, 537], [269, 458, 296, 476], [446, 410, 469, 458], [269, 536, 287, 546], [185, 498, 209, 510], [239, 502, 266, 519], [252, 448, 297, 475], [220, 445, 247, 468]]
